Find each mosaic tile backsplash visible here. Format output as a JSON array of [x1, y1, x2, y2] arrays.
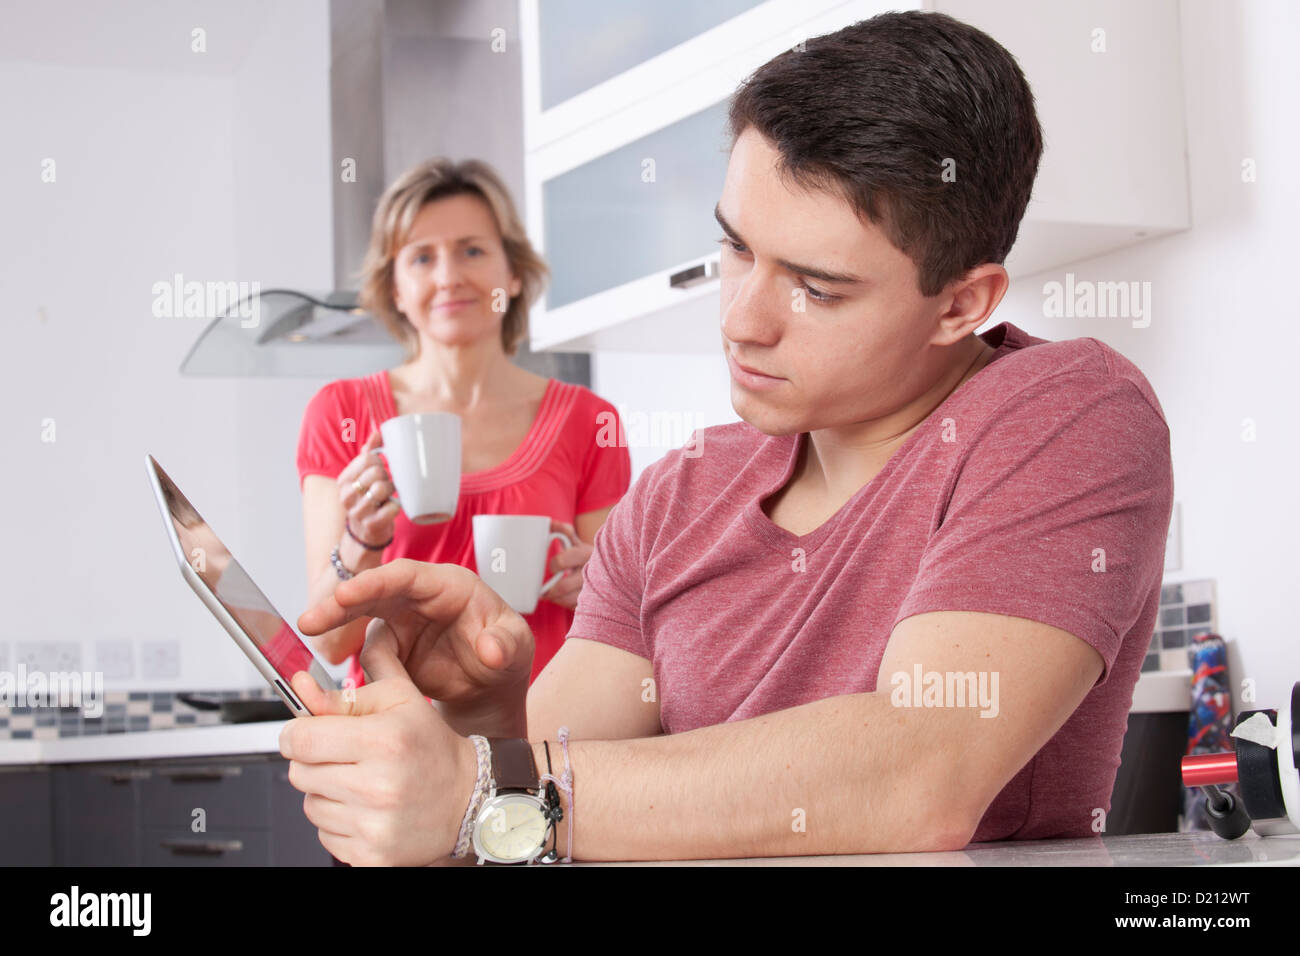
[[0, 687, 284, 741], [1148, 579, 1217, 673]]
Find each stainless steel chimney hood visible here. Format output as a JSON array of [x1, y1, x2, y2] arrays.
[[181, 0, 580, 381]]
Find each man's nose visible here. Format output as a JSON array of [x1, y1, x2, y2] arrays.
[[720, 265, 782, 346]]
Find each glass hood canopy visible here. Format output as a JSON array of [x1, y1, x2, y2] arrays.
[[180, 289, 404, 378]]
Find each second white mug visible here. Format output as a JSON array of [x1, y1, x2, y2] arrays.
[[472, 515, 573, 614]]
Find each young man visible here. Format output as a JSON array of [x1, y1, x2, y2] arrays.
[[281, 11, 1173, 865]]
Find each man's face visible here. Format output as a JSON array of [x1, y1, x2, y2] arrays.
[[717, 126, 952, 437]]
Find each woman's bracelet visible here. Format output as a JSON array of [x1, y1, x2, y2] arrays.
[[452, 735, 492, 859], [329, 547, 354, 581], [345, 519, 392, 551]]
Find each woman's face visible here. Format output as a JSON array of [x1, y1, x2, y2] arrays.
[[391, 194, 522, 352]]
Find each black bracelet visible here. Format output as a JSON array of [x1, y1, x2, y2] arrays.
[[535, 741, 563, 864], [345, 519, 392, 551], [542, 741, 563, 824]]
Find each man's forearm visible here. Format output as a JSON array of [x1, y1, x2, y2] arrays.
[[528, 692, 983, 862]]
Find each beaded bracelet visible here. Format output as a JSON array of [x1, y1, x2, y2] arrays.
[[329, 547, 354, 581], [539, 726, 574, 863], [452, 735, 492, 859]]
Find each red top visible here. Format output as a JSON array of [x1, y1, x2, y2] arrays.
[[297, 371, 631, 688], [572, 322, 1175, 841]]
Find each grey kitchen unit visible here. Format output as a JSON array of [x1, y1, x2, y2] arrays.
[[1, 754, 330, 867]]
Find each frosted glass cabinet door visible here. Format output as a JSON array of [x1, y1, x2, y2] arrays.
[[537, 0, 764, 110], [542, 100, 731, 310]]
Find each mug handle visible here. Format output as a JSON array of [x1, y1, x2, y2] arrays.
[[369, 445, 399, 500], [538, 531, 574, 596]]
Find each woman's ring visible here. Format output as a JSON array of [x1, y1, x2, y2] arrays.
[[353, 478, 365, 495]]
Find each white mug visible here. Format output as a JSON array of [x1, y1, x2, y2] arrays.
[[376, 413, 461, 525], [472, 515, 574, 614]]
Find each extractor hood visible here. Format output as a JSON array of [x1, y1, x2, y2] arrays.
[[181, 0, 575, 380], [179, 288, 404, 377]]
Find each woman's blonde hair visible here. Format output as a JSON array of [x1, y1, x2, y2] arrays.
[[357, 158, 548, 358]]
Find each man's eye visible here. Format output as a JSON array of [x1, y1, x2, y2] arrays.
[[802, 282, 837, 303], [465, 246, 483, 256], [718, 236, 839, 304]]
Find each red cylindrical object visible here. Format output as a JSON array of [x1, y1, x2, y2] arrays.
[[1181, 752, 1239, 787]]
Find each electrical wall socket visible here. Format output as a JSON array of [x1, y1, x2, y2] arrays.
[[140, 641, 180, 679], [95, 641, 134, 680], [14, 642, 49, 672], [11, 642, 83, 674], [48, 642, 81, 673]]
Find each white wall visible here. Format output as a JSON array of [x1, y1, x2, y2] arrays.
[[591, 0, 1300, 710], [0, 0, 336, 690]]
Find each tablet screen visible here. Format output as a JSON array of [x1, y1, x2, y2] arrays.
[[149, 456, 320, 685]]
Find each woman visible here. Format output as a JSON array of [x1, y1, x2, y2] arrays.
[[296, 158, 630, 691]]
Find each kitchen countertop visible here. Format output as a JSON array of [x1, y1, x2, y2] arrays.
[[1130, 668, 1192, 713], [0, 721, 286, 766], [430, 830, 1297, 867]]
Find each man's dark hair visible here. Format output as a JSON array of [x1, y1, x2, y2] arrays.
[[727, 11, 1043, 298]]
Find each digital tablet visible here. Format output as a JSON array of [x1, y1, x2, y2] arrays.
[[145, 454, 337, 716]]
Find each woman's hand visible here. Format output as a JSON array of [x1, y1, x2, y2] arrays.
[[544, 519, 593, 611], [336, 430, 400, 549]]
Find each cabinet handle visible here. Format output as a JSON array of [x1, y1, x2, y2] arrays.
[[159, 839, 243, 856], [97, 769, 151, 783], [157, 766, 243, 782], [669, 259, 719, 289]]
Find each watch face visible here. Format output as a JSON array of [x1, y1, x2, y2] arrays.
[[474, 793, 548, 863]]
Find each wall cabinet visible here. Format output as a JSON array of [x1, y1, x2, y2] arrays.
[[520, 0, 1189, 353]]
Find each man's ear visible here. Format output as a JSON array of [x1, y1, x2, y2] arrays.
[[934, 264, 1008, 344]]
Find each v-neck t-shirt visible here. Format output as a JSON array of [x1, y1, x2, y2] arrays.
[[297, 372, 632, 687], [570, 321, 1174, 842]]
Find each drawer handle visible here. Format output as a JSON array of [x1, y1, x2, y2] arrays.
[[98, 769, 151, 783], [158, 767, 243, 782], [160, 839, 243, 856], [669, 259, 719, 289]]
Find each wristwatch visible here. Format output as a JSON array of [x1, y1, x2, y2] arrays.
[[471, 738, 555, 865]]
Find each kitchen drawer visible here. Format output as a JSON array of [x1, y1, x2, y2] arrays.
[[53, 764, 144, 866], [141, 827, 270, 866], [270, 761, 333, 866], [0, 768, 53, 866], [139, 760, 272, 831]]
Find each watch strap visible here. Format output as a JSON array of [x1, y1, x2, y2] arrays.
[[487, 737, 539, 793]]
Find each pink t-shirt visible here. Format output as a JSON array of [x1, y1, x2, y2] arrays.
[[297, 372, 631, 687], [571, 321, 1174, 843]]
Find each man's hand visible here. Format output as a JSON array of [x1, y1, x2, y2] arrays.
[[280, 648, 478, 867], [297, 559, 533, 717]]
